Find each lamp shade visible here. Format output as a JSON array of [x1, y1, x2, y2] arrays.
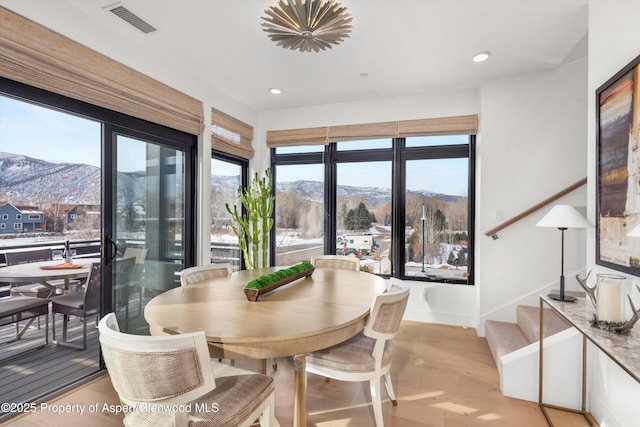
[[536, 205, 593, 229]]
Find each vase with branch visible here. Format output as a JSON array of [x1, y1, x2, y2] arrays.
[[225, 168, 274, 269]]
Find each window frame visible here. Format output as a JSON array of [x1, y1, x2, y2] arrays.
[[211, 149, 249, 270], [270, 136, 475, 284]]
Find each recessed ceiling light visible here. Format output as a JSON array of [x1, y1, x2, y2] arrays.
[[269, 87, 282, 95], [473, 51, 490, 62]]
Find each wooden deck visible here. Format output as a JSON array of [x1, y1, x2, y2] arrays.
[[0, 298, 149, 423]]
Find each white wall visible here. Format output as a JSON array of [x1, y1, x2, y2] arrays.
[[587, 1, 640, 426], [476, 44, 589, 334]]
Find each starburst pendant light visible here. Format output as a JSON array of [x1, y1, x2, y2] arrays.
[[261, 0, 352, 53]]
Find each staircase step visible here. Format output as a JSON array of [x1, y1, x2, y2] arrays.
[[517, 305, 571, 343], [485, 320, 530, 364]]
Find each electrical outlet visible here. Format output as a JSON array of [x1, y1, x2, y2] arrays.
[[423, 289, 429, 302], [495, 208, 503, 221]]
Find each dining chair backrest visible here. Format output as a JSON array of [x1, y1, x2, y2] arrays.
[[311, 255, 360, 271], [4, 249, 51, 266], [115, 256, 136, 282], [179, 263, 231, 286], [364, 280, 410, 341], [83, 263, 102, 314], [98, 312, 216, 410], [123, 247, 148, 265]]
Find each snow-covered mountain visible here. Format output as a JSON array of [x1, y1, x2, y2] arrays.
[[0, 152, 142, 205], [0, 152, 462, 209], [217, 178, 462, 209]]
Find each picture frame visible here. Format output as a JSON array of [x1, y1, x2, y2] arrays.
[[596, 53, 640, 277]]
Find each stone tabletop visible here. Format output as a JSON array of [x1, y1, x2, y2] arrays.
[[541, 294, 640, 382]]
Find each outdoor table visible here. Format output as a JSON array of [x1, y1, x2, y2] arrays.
[[0, 258, 100, 294]]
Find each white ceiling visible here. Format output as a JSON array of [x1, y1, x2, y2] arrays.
[[0, 0, 589, 112]]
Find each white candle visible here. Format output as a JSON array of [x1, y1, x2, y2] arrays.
[[598, 278, 623, 323], [422, 205, 426, 219]]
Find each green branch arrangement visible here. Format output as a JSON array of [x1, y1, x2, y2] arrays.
[[245, 262, 314, 289], [243, 262, 314, 301], [225, 168, 275, 269]]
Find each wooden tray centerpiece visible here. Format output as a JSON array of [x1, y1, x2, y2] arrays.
[[244, 261, 314, 301]]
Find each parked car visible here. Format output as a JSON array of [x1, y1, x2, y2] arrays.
[[336, 247, 361, 257]]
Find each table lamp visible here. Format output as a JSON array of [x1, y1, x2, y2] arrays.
[[536, 205, 592, 302]]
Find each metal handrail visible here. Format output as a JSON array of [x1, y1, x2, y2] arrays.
[[484, 177, 587, 240]]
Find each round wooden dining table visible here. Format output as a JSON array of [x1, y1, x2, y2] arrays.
[[144, 266, 386, 427]]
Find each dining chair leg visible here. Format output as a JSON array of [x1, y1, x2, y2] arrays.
[[383, 372, 398, 406], [51, 312, 56, 342], [62, 314, 68, 342], [81, 316, 87, 350], [370, 377, 384, 427]]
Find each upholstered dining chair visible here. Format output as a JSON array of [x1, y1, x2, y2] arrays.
[[305, 280, 410, 427], [50, 262, 101, 350], [179, 263, 232, 286], [311, 254, 360, 271], [98, 312, 276, 427]]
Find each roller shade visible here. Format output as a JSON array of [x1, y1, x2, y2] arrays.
[[211, 107, 254, 159], [0, 7, 203, 135], [267, 114, 477, 148]]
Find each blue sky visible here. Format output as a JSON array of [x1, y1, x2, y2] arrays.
[[0, 95, 101, 167]]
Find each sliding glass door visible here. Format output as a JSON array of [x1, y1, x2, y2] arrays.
[[105, 127, 195, 334]]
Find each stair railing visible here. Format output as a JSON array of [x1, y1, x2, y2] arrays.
[[484, 177, 587, 240]]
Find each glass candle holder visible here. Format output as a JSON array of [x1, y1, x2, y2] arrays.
[[596, 273, 626, 323]]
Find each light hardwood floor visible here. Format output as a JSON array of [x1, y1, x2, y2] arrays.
[[2, 321, 588, 426]]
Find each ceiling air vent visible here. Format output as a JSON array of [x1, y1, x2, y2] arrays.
[[108, 4, 157, 34]]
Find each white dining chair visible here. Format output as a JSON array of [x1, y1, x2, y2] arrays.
[[179, 263, 232, 286], [98, 312, 276, 427], [305, 280, 410, 427], [311, 254, 360, 271]]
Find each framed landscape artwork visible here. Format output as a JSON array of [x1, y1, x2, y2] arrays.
[[596, 53, 640, 277]]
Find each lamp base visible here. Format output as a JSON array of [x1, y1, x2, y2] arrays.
[[548, 292, 577, 302]]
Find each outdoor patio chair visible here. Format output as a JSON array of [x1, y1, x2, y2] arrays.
[[50, 262, 100, 350], [179, 263, 232, 286], [112, 256, 138, 324], [98, 312, 276, 427], [305, 280, 410, 427], [311, 254, 361, 271], [0, 295, 49, 345], [6, 249, 56, 298]]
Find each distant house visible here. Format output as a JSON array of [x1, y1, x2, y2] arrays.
[[68, 204, 101, 230], [0, 203, 45, 233]]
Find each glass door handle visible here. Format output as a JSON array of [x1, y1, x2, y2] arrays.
[[105, 234, 118, 264]]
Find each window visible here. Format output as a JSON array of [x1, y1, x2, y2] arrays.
[[0, 224, 5, 229], [13, 223, 22, 230], [403, 137, 471, 283], [271, 127, 475, 284], [211, 152, 248, 271], [28, 214, 40, 219], [274, 163, 324, 265], [336, 159, 391, 274], [2, 214, 7, 220], [15, 214, 21, 220]]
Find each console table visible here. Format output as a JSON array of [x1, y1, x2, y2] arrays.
[[539, 294, 640, 426]]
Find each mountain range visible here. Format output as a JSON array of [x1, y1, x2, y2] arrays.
[[0, 152, 462, 208]]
